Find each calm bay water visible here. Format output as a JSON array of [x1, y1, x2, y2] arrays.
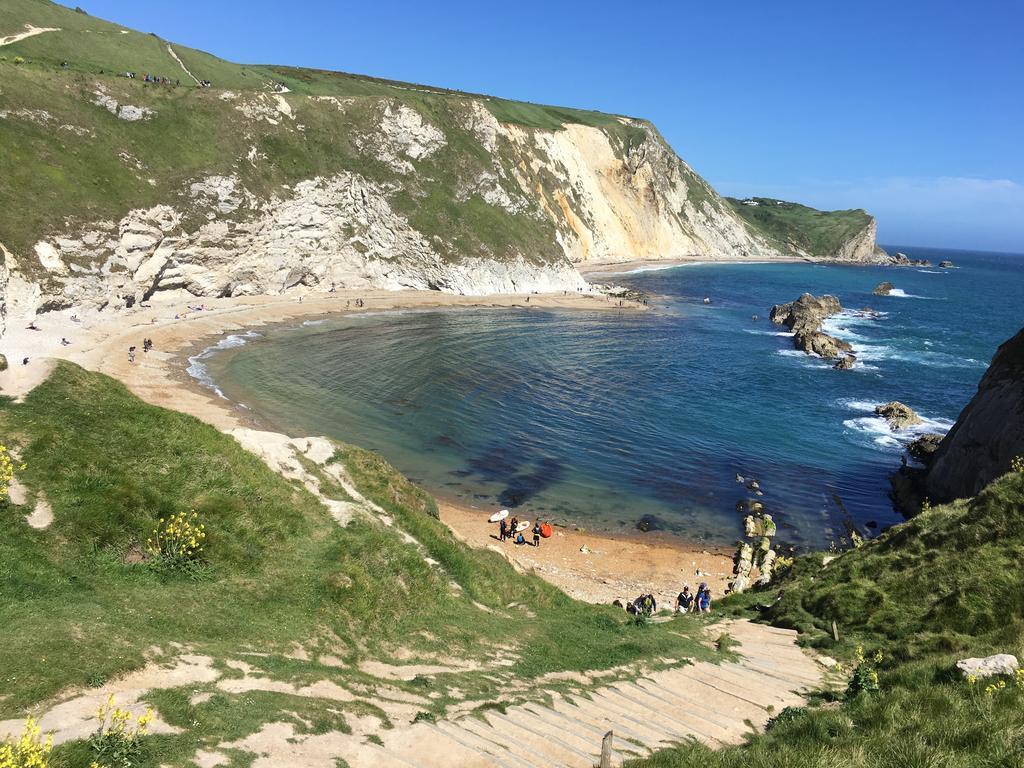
[[199, 247, 1023, 548]]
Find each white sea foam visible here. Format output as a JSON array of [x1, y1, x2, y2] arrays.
[[916, 270, 946, 274], [744, 329, 794, 337], [186, 331, 262, 398], [842, 403, 955, 453], [886, 288, 932, 299]]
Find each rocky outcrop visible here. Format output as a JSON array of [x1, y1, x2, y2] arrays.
[[796, 331, 852, 359], [769, 294, 842, 333], [834, 217, 886, 262], [923, 327, 1024, 503], [889, 252, 932, 267], [834, 354, 857, 370], [940, 260, 955, 268], [770, 293, 852, 361], [875, 401, 923, 431], [872, 282, 894, 296], [907, 433, 944, 463]]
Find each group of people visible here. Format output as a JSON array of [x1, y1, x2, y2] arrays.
[[498, 516, 545, 547], [627, 593, 658, 616], [675, 583, 712, 614], [121, 72, 213, 88], [128, 338, 154, 363]]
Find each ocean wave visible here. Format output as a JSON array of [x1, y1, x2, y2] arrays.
[[842, 406, 955, 453], [916, 270, 946, 274], [743, 329, 794, 337], [186, 331, 262, 398], [886, 288, 932, 299]]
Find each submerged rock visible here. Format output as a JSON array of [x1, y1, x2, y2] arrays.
[[635, 514, 666, 533], [875, 401, 923, 431], [872, 281, 894, 296]]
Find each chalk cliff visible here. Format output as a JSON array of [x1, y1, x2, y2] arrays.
[[0, 0, 884, 332]]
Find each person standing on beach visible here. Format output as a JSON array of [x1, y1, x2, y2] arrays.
[[532, 521, 541, 547], [499, 518, 508, 542]]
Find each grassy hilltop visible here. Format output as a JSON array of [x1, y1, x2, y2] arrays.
[[725, 197, 882, 259]]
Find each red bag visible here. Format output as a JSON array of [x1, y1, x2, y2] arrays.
[[539, 523, 553, 538]]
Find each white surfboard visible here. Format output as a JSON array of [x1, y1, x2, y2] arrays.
[[488, 509, 509, 523], [515, 520, 530, 533]]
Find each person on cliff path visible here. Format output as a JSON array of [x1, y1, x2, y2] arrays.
[[696, 583, 712, 613], [675, 586, 693, 614], [532, 522, 541, 547]]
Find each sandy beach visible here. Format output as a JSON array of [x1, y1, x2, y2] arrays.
[[0, 286, 734, 606]]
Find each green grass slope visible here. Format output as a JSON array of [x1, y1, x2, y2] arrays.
[[630, 469, 1024, 767], [725, 197, 876, 258], [0, 0, 652, 275], [0, 363, 721, 764]]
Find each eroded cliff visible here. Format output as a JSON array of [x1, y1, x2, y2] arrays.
[[0, 0, 883, 332]]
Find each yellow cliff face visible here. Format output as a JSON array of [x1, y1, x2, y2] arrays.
[[500, 119, 784, 265]]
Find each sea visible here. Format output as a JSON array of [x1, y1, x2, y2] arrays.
[[195, 247, 1024, 549]]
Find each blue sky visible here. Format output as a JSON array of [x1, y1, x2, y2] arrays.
[[64, 0, 1023, 251]]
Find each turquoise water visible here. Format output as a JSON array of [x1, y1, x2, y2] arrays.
[[199, 247, 1024, 548]]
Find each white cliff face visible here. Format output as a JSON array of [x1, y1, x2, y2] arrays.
[[0, 97, 879, 327], [28, 171, 587, 317]]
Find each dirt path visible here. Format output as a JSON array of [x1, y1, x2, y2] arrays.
[[0, 25, 60, 47], [165, 43, 200, 84], [199, 620, 833, 768]]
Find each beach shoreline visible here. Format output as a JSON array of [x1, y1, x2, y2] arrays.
[[0, 286, 734, 605], [579, 254, 809, 277]]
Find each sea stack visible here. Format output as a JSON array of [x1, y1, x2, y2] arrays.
[[769, 293, 852, 362]]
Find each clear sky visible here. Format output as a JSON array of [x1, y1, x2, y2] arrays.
[[62, 0, 1023, 252]]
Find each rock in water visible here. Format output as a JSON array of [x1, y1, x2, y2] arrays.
[[872, 281, 894, 296], [940, 260, 955, 268], [795, 330, 853, 359], [769, 293, 854, 361], [875, 401, 923, 430], [925, 326, 1024, 502], [635, 514, 666, 533], [834, 354, 857, 370], [770, 293, 843, 333], [956, 654, 1019, 679]]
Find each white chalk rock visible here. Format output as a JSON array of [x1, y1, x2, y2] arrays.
[[956, 654, 1019, 679]]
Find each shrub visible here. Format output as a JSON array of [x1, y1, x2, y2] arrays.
[[0, 444, 20, 501], [13, 57, 25, 65], [89, 695, 153, 768], [847, 645, 883, 696], [0, 354, 7, 372], [0, 717, 53, 768], [1012, 455, 1024, 474], [145, 510, 206, 568]]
